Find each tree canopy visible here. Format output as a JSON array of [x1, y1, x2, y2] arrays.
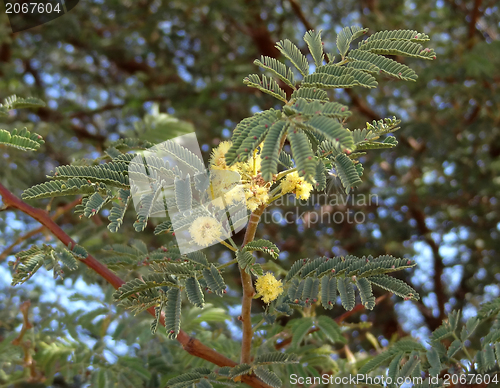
[[1, 1, 499, 387]]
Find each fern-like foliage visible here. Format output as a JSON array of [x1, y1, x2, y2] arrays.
[[354, 300, 500, 387], [10, 245, 81, 285], [275, 254, 418, 314], [234, 27, 435, 189], [0, 127, 45, 151], [0, 96, 46, 151]]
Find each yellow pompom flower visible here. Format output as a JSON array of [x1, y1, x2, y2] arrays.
[[255, 272, 284, 304], [210, 141, 233, 169], [245, 184, 269, 212], [188, 216, 223, 247], [281, 171, 313, 200], [209, 142, 271, 211]]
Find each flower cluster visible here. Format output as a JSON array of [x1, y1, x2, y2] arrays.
[[281, 171, 313, 200], [209, 141, 270, 212], [255, 272, 284, 304]]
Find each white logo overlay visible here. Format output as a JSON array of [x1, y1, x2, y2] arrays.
[[128, 133, 249, 254]]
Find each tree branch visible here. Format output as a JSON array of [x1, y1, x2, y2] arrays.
[[288, 0, 314, 31], [0, 198, 81, 262], [0, 182, 270, 388], [240, 205, 266, 364]]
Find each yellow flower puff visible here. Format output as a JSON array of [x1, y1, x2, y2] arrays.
[[255, 272, 284, 304], [210, 141, 233, 169], [281, 171, 313, 200], [245, 184, 269, 212], [188, 216, 223, 247]]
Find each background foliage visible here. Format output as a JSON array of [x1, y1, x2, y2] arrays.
[[0, 0, 499, 387]]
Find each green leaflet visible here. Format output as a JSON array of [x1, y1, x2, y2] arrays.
[[202, 264, 226, 297], [22, 178, 101, 200], [185, 251, 210, 268], [84, 192, 110, 218], [52, 247, 79, 271], [0, 127, 44, 151], [314, 160, 327, 191], [333, 153, 362, 193], [303, 29, 324, 67], [315, 64, 377, 88], [278, 151, 293, 168], [229, 363, 252, 378], [236, 250, 255, 273], [151, 298, 165, 335], [285, 259, 307, 281], [288, 128, 316, 184], [348, 49, 418, 81], [1, 95, 46, 109], [426, 347, 441, 377], [368, 274, 418, 300], [285, 98, 351, 120], [70, 244, 88, 259], [476, 345, 496, 373], [108, 189, 131, 233], [196, 379, 214, 388], [50, 164, 129, 188], [397, 352, 421, 380], [446, 339, 462, 358], [254, 367, 282, 388], [460, 316, 480, 341], [337, 276, 355, 311], [243, 74, 287, 102], [243, 239, 279, 259], [133, 186, 162, 232], [254, 56, 296, 89], [345, 59, 379, 73], [260, 121, 288, 181], [301, 277, 319, 304], [365, 29, 430, 43], [113, 274, 174, 301], [253, 352, 299, 365], [275, 39, 309, 77], [300, 115, 354, 151], [226, 109, 279, 165], [321, 276, 337, 309], [356, 277, 376, 310], [11, 244, 82, 285], [387, 351, 405, 382], [236, 116, 273, 161], [336, 26, 369, 58], [167, 369, 211, 388], [185, 277, 205, 308], [358, 350, 396, 375], [358, 39, 436, 60], [165, 287, 182, 339], [290, 87, 329, 102], [301, 72, 356, 89], [91, 369, 114, 388]]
